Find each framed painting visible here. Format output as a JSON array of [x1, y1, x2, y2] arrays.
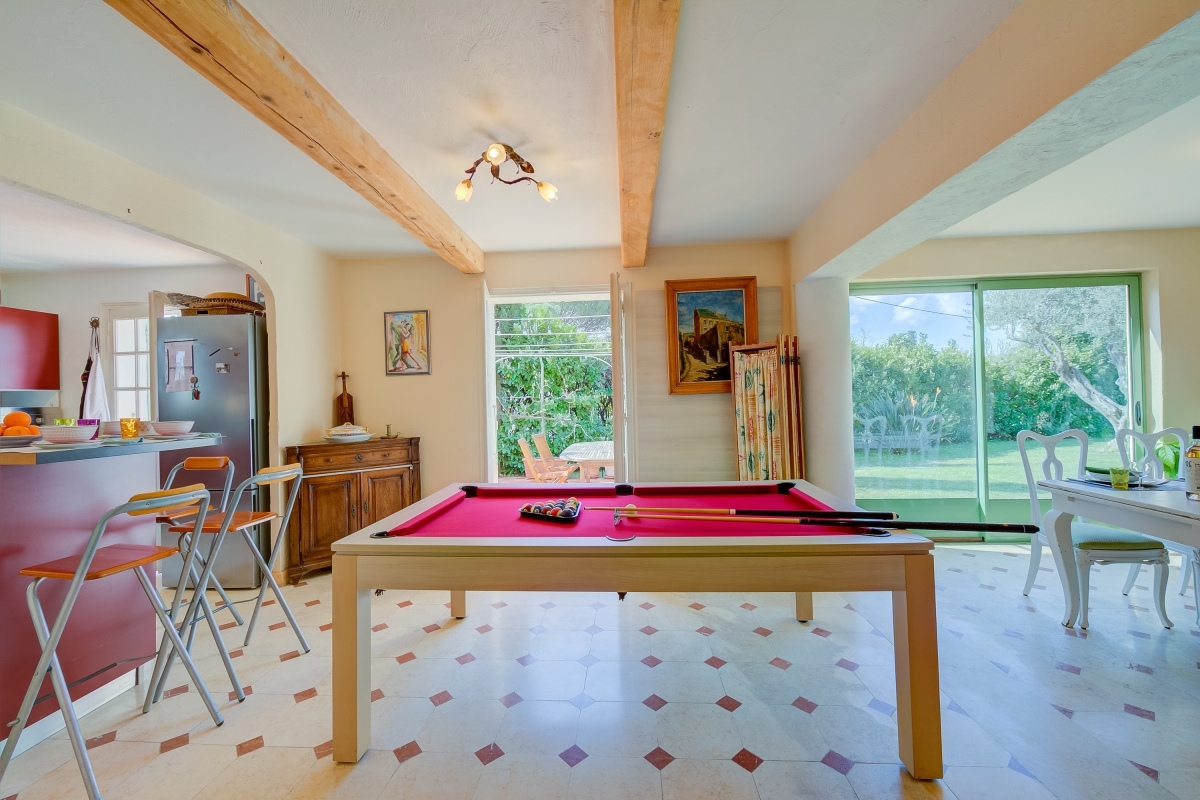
[[665, 276, 757, 394], [245, 274, 266, 306], [384, 310, 431, 375]]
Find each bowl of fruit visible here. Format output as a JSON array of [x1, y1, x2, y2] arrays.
[[0, 411, 42, 447]]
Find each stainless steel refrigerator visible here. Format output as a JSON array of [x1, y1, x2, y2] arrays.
[[156, 314, 269, 589]]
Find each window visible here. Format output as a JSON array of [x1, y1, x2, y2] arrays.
[[485, 292, 613, 479], [849, 275, 1142, 535], [104, 304, 151, 420]]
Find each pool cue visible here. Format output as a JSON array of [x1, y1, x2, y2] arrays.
[[587, 505, 897, 520], [610, 509, 1038, 535]]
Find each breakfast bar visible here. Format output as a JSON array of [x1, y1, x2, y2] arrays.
[[0, 436, 219, 752]]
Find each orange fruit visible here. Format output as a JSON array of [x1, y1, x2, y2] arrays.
[[3, 411, 31, 428], [26, 425, 40, 435], [3, 426, 31, 436]]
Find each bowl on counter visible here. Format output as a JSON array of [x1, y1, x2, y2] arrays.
[[151, 421, 195, 436], [100, 421, 123, 436], [41, 424, 100, 444]]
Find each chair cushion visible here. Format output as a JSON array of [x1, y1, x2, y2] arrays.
[[1071, 523, 1164, 551]]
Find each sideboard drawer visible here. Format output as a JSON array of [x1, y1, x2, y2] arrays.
[[299, 445, 411, 472]]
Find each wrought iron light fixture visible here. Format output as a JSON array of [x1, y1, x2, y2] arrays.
[[455, 142, 558, 203]]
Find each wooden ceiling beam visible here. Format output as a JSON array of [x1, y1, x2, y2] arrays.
[[104, 0, 484, 274], [614, 0, 680, 267]]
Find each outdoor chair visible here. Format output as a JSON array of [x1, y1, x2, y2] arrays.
[[518, 438, 578, 482], [1018, 429, 1171, 629]]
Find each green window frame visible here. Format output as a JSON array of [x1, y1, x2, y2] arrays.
[[849, 273, 1144, 539]]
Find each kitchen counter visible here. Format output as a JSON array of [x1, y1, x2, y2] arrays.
[[0, 435, 219, 465], [1, 433, 222, 753]]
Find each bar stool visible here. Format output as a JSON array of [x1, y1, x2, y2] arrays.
[[147, 464, 309, 707], [159, 456, 244, 629], [0, 485, 225, 800]]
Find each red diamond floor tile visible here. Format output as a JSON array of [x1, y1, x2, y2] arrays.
[[530, 625, 549, 634], [517, 654, 537, 666], [476, 624, 493, 634], [590, 602, 605, 610], [559, 744, 589, 767], [456, 653, 477, 665], [752, 627, 772, 637], [639, 602, 655, 610], [228, 687, 253, 701], [372, 623, 388, 632], [476, 743, 505, 766], [163, 685, 188, 699], [792, 696, 817, 714], [319, 623, 333, 632], [394, 741, 422, 764], [1131, 664, 1153, 675], [770, 657, 791, 670], [397, 600, 413, 609], [396, 652, 416, 665], [280, 651, 301, 662], [1124, 703, 1155, 721], [236, 736, 264, 757], [269, 622, 286, 631], [821, 750, 854, 775], [835, 658, 859, 672], [641, 655, 663, 668], [1052, 704, 1074, 719], [643, 694, 667, 711], [219, 621, 237, 631], [689, 602, 705, 610], [541, 602, 556, 609], [500, 692, 523, 708], [159, 733, 189, 754], [731, 748, 763, 772], [313, 740, 333, 760], [640, 626, 658, 636], [570, 693, 596, 710], [422, 624, 441, 633], [578, 654, 600, 667], [1055, 662, 1082, 675], [492, 602, 507, 609], [229, 649, 244, 658], [305, 599, 321, 606], [705, 656, 727, 669], [644, 747, 675, 770], [1130, 761, 1159, 782], [84, 731, 116, 750], [263, 600, 277, 606], [740, 603, 756, 611], [696, 626, 715, 636], [716, 696, 742, 712], [868, 698, 896, 716], [429, 690, 453, 706], [811, 627, 831, 637], [294, 687, 318, 703], [371, 689, 385, 702], [585, 625, 603, 635]]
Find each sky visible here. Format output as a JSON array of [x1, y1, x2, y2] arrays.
[[676, 289, 746, 335], [849, 292, 974, 349]]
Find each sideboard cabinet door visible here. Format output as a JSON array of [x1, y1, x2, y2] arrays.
[[360, 466, 413, 526], [296, 472, 358, 570]]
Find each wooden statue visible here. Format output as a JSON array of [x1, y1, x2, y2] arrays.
[[335, 372, 354, 425]]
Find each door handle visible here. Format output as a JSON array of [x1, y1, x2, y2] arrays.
[[363, 500, 369, 516], [1135, 401, 1143, 427]]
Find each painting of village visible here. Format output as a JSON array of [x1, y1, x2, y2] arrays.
[[665, 276, 757, 394]]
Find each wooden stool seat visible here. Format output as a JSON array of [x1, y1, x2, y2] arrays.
[[20, 544, 180, 581], [168, 510, 277, 534], [155, 505, 216, 524]]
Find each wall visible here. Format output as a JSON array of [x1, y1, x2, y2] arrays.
[[335, 241, 790, 493], [1, 265, 245, 416], [857, 229, 1200, 433]]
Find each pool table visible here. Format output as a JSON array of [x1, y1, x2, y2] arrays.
[[331, 481, 942, 779]]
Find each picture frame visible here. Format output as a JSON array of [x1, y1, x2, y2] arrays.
[[664, 276, 757, 394], [245, 274, 266, 306], [384, 310, 431, 375]]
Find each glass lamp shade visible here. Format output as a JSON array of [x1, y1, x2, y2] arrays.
[[455, 179, 473, 201], [537, 181, 558, 202], [485, 143, 507, 166]]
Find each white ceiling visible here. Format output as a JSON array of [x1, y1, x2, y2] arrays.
[[941, 92, 1200, 238], [651, 0, 1024, 245], [0, 0, 1026, 260], [0, 182, 229, 272]]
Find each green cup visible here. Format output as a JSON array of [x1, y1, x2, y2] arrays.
[[1109, 467, 1130, 490]]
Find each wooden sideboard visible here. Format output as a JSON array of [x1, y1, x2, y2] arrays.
[[283, 437, 420, 583]]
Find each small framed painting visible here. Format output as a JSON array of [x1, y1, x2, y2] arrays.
[[665, 276, 757, 394], [384, 310, 431, 375], [245, 274, 266, 306]]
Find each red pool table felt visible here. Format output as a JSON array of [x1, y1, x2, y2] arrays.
[[386, 483, 863, 538]]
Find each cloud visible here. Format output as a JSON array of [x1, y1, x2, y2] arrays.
[[892, 296, 921, 324]]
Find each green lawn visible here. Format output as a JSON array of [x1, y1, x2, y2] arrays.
[[855, 438, 1122, 501]]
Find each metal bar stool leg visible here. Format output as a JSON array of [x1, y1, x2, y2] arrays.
[[132, 566, 224, 725], [156, 592, 244, 706], [179, 530, 244, 625], [242, 528, 309, 652]]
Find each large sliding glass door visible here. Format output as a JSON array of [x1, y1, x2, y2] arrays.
[[849, 275, 1142, 538]]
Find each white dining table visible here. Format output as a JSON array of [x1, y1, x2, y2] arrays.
[[1038, 478, 1200, 626], [558, 441, 614, 482]]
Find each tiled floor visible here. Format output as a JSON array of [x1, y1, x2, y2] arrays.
[[2, 543, 1199, 799]]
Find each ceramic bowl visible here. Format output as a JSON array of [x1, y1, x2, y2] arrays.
[[100, 421, 123, 436], [151, 421, 195, 436], [42, 424, 100, 444]]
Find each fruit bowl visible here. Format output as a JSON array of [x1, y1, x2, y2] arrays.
[[151, 421, 195, 436], [0, 434, 41, 448], [42, 424, 99, 444]]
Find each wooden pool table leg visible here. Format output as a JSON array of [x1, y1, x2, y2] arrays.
[[332, 554, 370, 762], [892, 553, 943, 779], [795, 591, 813, 622], [450, 590, 467, 619]]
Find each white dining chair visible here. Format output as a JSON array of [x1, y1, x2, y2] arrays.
[[1115, 428, 1197, 608], [1018, 429, 1171, 629]]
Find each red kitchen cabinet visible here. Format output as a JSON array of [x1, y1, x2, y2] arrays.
[[0, 307, 60, 390]]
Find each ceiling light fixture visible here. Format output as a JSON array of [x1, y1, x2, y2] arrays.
[[456, 142, 558, 203]]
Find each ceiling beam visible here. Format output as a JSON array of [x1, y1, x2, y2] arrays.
[[614, 0, 680, 267], [104, 0, 484, 274]]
